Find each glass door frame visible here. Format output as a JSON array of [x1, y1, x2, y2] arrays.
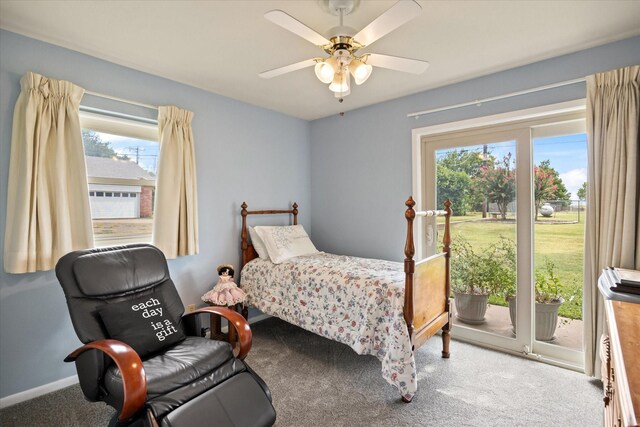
[[411, 100, 586, 370], [423, 128, 532, 356]]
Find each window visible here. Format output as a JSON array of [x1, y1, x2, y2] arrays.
[[80, 112, 158, 246]]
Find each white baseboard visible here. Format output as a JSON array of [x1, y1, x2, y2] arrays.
[[1, 314, 272, 408], [0, 375, 79, 409]]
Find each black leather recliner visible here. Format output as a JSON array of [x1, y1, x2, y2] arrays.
[[56, 244, 276, 427]]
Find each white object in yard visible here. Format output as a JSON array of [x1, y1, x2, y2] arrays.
[[540, 203, 554, 217]]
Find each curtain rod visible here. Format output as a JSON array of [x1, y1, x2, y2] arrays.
[[84, 90, 158, 111], [407, 77, 586, 118], [79, 106, 158, 125]]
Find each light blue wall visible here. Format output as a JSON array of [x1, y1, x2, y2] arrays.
[[0, 30, 311, 399], [309, 36, 640, 262]]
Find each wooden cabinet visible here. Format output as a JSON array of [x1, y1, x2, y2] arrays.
[[601, 299, 639, 427]]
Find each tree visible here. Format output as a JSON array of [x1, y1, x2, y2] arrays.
[[477, 153, 516, 220], [82, 129, 129, 160], [438, 149, 489, 177], [437, 166, 471, 215], [534, 166, 558, 220], [437, 148, 493, 213], [538, 160, 570, 202], [577, 182, 587, 200]]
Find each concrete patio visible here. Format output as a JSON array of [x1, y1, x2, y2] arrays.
[[452, 303, 583, 350]]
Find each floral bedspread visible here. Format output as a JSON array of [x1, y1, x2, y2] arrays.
[[240, 252, 416, 400]]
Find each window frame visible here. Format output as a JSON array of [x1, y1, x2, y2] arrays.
[[80, 111, 158, 247]]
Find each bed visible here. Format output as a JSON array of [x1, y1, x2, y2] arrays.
[[239, 197, 452, 402]]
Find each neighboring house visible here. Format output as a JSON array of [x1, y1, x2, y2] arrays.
[[85, 156, 156, 219]]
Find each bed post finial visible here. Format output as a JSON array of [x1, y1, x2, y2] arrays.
[[404, 197, 416, 260], [404, 197, 416, 344], [292, 202, 298, 225]]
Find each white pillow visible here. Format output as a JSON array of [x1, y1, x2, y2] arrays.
[[248, 226, 269, 259], [254, 225, 319, 264]]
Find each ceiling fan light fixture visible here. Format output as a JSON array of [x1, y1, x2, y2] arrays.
[[314, 61, 335, 84], [329, 70, 350, 93], [335, 86, 350, 98], [348, 58, 372, 85]]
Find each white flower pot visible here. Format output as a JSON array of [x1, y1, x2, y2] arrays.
[[454, 291, 489, 324], [507, 297, 563, 341], [535, 299, 563, 341]]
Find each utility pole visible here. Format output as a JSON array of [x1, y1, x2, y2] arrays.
[[124, 146, 144, 164]]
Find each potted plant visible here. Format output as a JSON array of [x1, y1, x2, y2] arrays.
[[450, 237, 507, 324], [505, 257, 566, 341], [533, 258, 564, 341]]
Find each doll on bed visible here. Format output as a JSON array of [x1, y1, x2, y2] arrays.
[[201, 264, 246, 306]]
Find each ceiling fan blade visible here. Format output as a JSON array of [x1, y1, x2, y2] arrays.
[[365, 53, 429, 74], [259, 59, 317, 79], [265, 10, 331, 46], [353, 0, 422, 47]]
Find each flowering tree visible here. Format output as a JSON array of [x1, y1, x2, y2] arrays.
[[534, 165, 558, 220], [538, 160, 570, 201], [477, 154, 516, 220]]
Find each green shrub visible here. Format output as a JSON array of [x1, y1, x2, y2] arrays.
[[451, 235, 515, 296]]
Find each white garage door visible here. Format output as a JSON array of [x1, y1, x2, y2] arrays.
[[89, 184, 140, 219]]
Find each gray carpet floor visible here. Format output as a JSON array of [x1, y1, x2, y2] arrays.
[[1, 317, 603, 426]]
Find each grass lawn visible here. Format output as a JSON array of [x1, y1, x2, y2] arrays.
[[441, 210, 585, 319]]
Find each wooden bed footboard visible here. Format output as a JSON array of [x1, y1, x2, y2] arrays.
[[404, 197, 452, 358]]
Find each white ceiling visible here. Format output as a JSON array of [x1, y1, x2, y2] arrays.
[[1, 1, 639, 120]]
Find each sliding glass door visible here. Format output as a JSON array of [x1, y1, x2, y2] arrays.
[[422, 112, 586, 368], [530, 121, 587, 364]]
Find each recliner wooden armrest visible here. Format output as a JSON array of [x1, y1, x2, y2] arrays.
[[65, 339, 147, 422], [186, 307, 252, 359]]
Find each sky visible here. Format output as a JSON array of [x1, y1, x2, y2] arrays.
[[534, 133, 587, 199], [96, 131, 159, 174]]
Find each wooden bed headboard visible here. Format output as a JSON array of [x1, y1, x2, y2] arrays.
[[240, 202, 298, 268]]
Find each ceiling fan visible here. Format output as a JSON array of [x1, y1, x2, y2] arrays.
[[259, 0, 429, 101]]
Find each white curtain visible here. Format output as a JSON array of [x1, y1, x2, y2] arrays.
[[152, 106, 199, 258], [4, 72, 93, 273], [583, 65, 640, 376]]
